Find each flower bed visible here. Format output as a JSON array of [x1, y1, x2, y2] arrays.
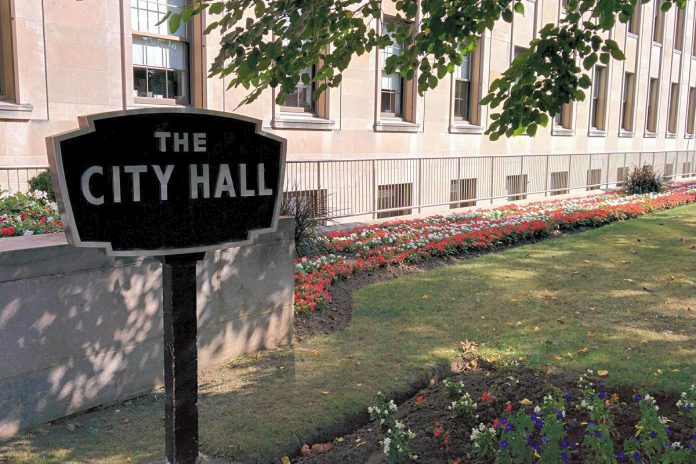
[[0, 191, 63, 237], [293, 182, 696, 313], [295, 368, 696, 464]]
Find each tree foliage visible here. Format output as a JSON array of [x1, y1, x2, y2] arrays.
[[165, 0, 686, 139]]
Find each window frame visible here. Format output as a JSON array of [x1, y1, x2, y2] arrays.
[[130, 0, 192, 106], [674, 5, 686, 51], [667, 82, 680, 136], [0, 0, 16, 103], [627, 1, 641, 35], [653, 0, 664, 44], [685, 86, 696, 137], [620, 71, 636, 134], [589, 65, 608, 134], [379, 18, 409, 120], [374, 16, 421, 132], [646, 77, 660, 134]]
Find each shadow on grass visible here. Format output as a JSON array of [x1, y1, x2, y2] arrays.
[[2, 206, 695, 463]]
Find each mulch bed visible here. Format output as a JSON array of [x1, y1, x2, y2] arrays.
[[292, 361, 693, 463]]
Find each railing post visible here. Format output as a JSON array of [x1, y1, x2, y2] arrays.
[[418, 158, 422, 214], [490, 156, 495, 204], [605, 153, 610, 189], [372, 159, 377, 219], [674, 151, 680, 179], [567, 154, 573, 190], [544, 154, 550, 197]]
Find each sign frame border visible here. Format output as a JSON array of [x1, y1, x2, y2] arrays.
[[46, 108, 287, 257]]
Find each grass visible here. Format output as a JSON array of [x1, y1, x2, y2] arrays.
[[2, 204, 696, 463]]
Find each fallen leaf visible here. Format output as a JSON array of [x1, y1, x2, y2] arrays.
[[321, 391, 330, 395], [554, 355, 563, 361], [533, 326, 540, 332], [583, 259, 591, 264], [642, 286, 654, 293], [519, 398, 533, 406], [668, 275, 675, 280], [421, 294, 429, 300], [281, 458, 291, 464], [300, 444, 311, 456], [624, 278, 634, 283], [312, 443, 333, 453], [597, 369, 609, 377], [577, 347, 589, 354], [336, 437, 345, 443]]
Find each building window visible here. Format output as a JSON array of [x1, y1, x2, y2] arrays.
[[668, 83, 679, 135], [686, 87, 696, 135], [550, 171, 569, 195], [653, 0, 664, 43], [281, 67, 315, 113], [506, 174, 528, 201], [0, 0, 15, 102], [453, 53, 476, 123], [621, 72, 636, 132], [380, 20, 408, 119], [590, 66, 607, 131], [617, 167, 629, 183], [628, 2, 641, 35], [282, 189, 329, 224], [131, 0, 190, 104], [586, 169, 602, 191], [663, 163, 673, 180], [450, 178, 477, 208], [683, 162, 693, 177], [554, 103, 573, 130], [377, 183, 412, 218], [646, 78, 659, 133], [674, 6, 685, 51]]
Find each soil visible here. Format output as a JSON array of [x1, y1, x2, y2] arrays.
[[292, 362, 694, 464]]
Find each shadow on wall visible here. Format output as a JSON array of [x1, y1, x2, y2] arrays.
[[0, 217, 295, 440]]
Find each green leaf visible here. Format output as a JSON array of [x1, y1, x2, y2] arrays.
[[582, 54, 598, 70], [526, 123, 537, 136], [168, 14, 182, 34], [599, 52, 610, 65], [514, 3, 525, 14], [610, 48, 625, 60], [209, 2, 225, 15]]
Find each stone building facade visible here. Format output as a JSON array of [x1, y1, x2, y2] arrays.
[[0, 0, 695, 218]]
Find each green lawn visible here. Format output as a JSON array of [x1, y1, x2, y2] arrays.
[[2, 204, 695, 463]]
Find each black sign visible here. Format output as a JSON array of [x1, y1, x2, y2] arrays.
[[47, 109, 285, 256]]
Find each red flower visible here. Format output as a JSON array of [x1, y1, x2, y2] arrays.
[[506, 401, 512, 413]]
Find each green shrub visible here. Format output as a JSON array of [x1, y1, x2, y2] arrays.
[[280, 190, 333, 257], [623, 165, 664, 195], [28, 170, 55, 201]]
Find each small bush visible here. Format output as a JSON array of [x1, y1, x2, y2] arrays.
[[280, 190, 333, 257], [623, 166, 665, 195], [28, 171, 55, 201]]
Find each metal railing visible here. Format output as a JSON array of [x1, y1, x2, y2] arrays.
[[283, 150, 696, 220], [3, 150, 695, 220]]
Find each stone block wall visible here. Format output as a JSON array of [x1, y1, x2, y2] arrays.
[[0, 217, 294, 440]]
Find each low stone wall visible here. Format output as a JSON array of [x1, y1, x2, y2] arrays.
[[0, 218, 295, 440]]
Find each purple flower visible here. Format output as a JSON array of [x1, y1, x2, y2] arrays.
[[665, 426, 673, 437], [595, 429, 602, 438], [598, 391, 607, 399], [541, 436, 548, 444], [650, 431, 657, 439], [634, 394, 643, 402], [561, 439, 568, 449], [501, 439, 509, 449], [561, 452, 569, 462], [634, 451, 641, 462], [505, 423, 513, 432], [617, 451, 626, 462]]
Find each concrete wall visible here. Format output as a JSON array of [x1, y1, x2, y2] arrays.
[[0, 217, 295, 440]]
